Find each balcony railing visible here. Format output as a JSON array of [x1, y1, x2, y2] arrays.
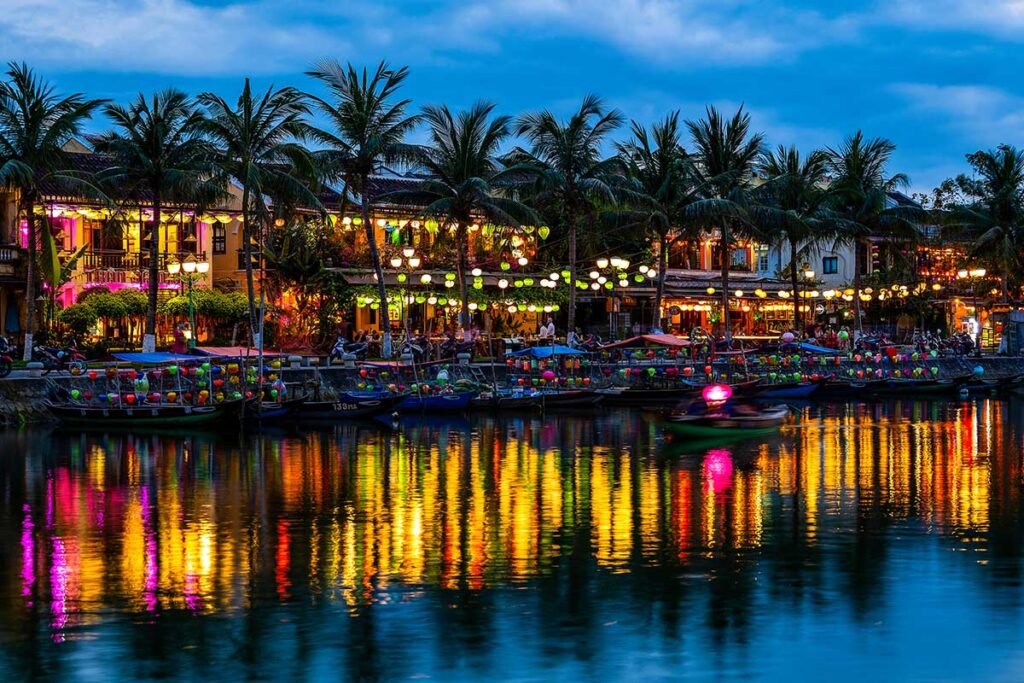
[[82, 249, 208, 285]]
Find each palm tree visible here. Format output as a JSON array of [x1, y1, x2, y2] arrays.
[[756, 145, 831, 330], [197, 79, 318, 345], [686, 106, 765, 342], [91, 90, 221, 352], [385, 102, 538, 341], [826, 132, 920, 333], [616, 111, 696, 331], [950, 145, 1024, 301], [512, 95, 624, 336], [305, 60, 419, 358], [0, 62, 105, 359]]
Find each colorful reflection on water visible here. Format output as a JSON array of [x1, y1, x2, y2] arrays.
[[2, 400, 1024, 680]]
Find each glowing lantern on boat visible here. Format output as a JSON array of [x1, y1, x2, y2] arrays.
[[702, 383, 732, 409]]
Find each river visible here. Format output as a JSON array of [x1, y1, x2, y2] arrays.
[[2, 401, 1024, 681]]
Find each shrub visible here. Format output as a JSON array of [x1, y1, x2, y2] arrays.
[[57, 304, 99, 336]]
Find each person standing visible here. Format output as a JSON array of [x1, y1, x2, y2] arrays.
[[538, 317, 556, 339]]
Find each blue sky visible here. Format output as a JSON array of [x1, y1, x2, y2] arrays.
[[1, 0, 1022, 192]]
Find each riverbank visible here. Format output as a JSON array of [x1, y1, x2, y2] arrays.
[[3, 356, 1023, 425]]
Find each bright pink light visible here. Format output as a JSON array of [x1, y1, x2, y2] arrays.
[[21, 504, 34, 602], [703, 449, 734, 495], [702, 383, 733, 403]]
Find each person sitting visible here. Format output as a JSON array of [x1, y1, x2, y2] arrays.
[[566, 328, 580, 348]]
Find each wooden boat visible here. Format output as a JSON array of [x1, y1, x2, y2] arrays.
[[298, 391, 407, 419], [599, 379, 759, 406], [540, 389, 604, 409], [664, 405, 789, 439], [755, 380, 821, 399], [47, 397, 250, 426], [863, 378, 959, 397], [398, 390, 477, 413], [245, 395, 307, 421], [471, 389, 542, 411]]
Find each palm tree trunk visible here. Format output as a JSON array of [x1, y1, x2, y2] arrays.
[[22, 195, 36, 361], [457, 227, 470, 341], [853, 238, 863, 337], [790, 237, 800, 332], [654, 234, 668, 332], [242, 184, 259, 346], [720, 225, 731, 343], [142, 192, 160, 352], [362, 181, 391, 358], [567, 221, 577, 338]]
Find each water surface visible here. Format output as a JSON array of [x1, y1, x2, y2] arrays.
[[2, 401, 1024, 681]]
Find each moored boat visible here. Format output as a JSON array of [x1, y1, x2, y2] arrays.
[[299, 391, 407, 419], [47, 397, 250, 426], [245, 395, 307, 421], [755, 380, 821, 399], [398, 390, 477, 413]]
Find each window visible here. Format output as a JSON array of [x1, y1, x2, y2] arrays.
[[756, 248, 770, 273], [213, 222, 226, 255], [823, 256, 838, 275]]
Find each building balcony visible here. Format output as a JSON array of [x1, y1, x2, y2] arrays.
[[81, 249, 208, 286], [0, 244, 25, 280]]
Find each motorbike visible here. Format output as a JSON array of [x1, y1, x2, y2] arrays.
[[328, 336, 368, 363], [32, 340, 87, 376], [398, 335, 433, 364], [0, 335, 14, 378], [439, 336, 474, 360]]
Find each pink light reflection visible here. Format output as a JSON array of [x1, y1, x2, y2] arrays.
[[703, 449, 734, 496], [21, 504, 34, 603]]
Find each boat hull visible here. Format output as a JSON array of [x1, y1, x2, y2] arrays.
[[47, 398, 249, 426], [664, 408, 789, 439], [756, 381, 820, 399], [398, 390, 476, 413], [299, 392, 407, 419], [246, 396, 307, 421]]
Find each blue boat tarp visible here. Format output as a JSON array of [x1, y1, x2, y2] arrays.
[[507, 345, 585, 358], [112, 352, 196, 364], [781, 342, 837, 354]]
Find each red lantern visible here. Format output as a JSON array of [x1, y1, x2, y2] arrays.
[[683, 367, 693, 377], [583, 377, 591, 386], [88, 370, 98, 380], [359, 369, 368, 377], [704, 365, 713, 375], [125, 393, 136, 405]]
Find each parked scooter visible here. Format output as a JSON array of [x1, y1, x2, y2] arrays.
[[32, 339, 87, 376], [328, 336, 368, 364], [0, 335, 14, 378]]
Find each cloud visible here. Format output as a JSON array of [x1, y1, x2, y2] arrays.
[[884, 0, 1024, 37], [438, 0, 861, 66], [0, 0, 349, 75], [890, 83, 1024, 142]]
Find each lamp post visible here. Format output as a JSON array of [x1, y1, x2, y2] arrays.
[[957, 267, 986, 356], [800, 265, 815, 334], [168, 255, 209, 350]]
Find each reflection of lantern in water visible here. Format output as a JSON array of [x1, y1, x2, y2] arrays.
[[703, 449, 734, 495]]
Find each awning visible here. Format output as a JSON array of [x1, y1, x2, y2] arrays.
[[600, 334, 693, 350], [112, 352, 196, 364], [506, 344, 586, 358], [194, 346, 287, 358], [781, 342, 837, 354]]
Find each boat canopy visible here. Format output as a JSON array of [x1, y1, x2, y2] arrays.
[[194, 346, 287, 358], [506, 344, 586, 358], [601, 334, 693, 350], [112, 352, 197, 364], [780, 342, 837, 354]]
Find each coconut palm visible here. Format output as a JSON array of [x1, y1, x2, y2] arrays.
[[0, 62, 105, 359], [616, 111, 697, 331], [305, 60, 420, 357], [949, 145, 1024, 301], [385, 102, 538, 339], [197, 79, 319, 344], [686, 106, 765, 342], [91, 89, 222, 352], [826, 132, 920, 333], [756, 145, 831, 330], [512, 95, 625, 336]]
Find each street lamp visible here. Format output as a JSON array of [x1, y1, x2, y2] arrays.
[[957, 266, 987, 356], [167, 254, 208, 349]]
